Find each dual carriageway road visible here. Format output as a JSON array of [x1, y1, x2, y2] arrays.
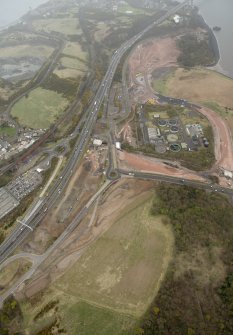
[[3, 0, 232, 304], [0, 0, 191, 266]]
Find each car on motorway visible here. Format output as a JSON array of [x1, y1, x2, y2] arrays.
[[0, 1, 191, 269]]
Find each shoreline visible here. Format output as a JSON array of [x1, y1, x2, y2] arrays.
[[197, 12, 220, 66], [0, 18, 22, 33], [0, 0, 50, 34], [196, 7, 233, 79], [0, 1, 232, 81]]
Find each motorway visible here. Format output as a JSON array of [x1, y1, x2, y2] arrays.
[[0, 0, 190, 265], [0, 180, 113, 306], [118, 169, 233, 196]]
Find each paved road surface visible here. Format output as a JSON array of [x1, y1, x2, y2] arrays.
[[0, 1, 189, 266]]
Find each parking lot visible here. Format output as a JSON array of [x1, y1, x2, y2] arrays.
[[6, 170, 42, 201]]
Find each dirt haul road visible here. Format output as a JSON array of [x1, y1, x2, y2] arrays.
[[128, 37, 180, 102], [200, 106, 233, 172], [118, 151, 206, 182]]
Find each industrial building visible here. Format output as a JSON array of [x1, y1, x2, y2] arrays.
[[116, 142, 121, 150], [173, 14, 182, 24], [186, 124, 203, 137], [148, 127, 161, 143], [93, 139, 103, 147]]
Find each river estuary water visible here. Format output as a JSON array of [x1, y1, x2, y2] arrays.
[[0, 0, 232, 78], [0, 0, 48, 29], [194, 0, 233, 78]]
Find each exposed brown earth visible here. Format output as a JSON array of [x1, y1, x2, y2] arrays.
[[118, 151, 206, 182], [16, 179, 158, 301], [128, 37, 180, 102], [18, 159, 102, 255], [127, 37, 233, 176], [199, 106, 233, 172]]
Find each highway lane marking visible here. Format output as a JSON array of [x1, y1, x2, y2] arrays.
[[17, 219, 33, 231]]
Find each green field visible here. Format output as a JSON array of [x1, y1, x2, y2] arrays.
[[94, 22, 110, 42], [32, 18, 82, 36], [21, 194, 174, 334], [21, 294, 135, 335], [11, 88, 69, 129], [159, 67, 233, 108], [0, 259, 31, 294], [0, 126, 16, 137], [152, 71, 173, 95], [53, 67, 85, 79], [0, 44, 53, 58], [60, 56, 87, 71], [59, 300, 135, 335], [63, 42, 88, 61], [117, 3, 151, 15], [54, 198, 173, 317]]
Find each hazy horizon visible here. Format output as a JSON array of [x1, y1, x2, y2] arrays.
[[0, 0, 48, 28]]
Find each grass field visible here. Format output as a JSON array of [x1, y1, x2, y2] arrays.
[[117, 3, 151, 15], [116, 16, 133, 26], [54, 196, 173, 316], [11, 88, 69, 129], [32, 18, 82, 36], [53, 67, 85, 79], [59, 300, 135, 335], [0, 259, 31, 294], [60, 56, 87, 71], [163, 68, 233, 108], [0, 44, 53, 58], [20, 193, 174, 334], [63, 42, 88, 61], [22, 294, 135, 335], [179, 108, 209, 128], [152, 71, 174, 95], [0, 126, 16, 137], [152, 67, 233, 135], [94, 23, 110, 42], [0, 32, 38, 45]]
